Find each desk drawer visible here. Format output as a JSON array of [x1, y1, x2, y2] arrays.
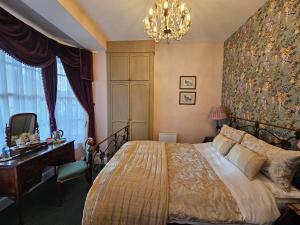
[[19, 160, 42, 192], [22, 175, 41, 191], [0, 168, 16, 195], [44, 144, 75, 166]]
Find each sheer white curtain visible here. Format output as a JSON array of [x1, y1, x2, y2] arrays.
[[55, 58, 88, 158], [0, 50, 50, 147]]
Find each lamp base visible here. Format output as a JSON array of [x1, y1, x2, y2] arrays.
[[215, 120, 221, 134]]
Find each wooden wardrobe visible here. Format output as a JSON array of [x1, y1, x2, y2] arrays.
[[107, 41, 154, 140]]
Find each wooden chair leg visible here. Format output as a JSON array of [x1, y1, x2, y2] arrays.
[[85, 168, 92, 187], [56, 182, 64, 206]]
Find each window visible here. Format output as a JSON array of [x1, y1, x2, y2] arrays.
[[55, 58, 87, 152], [0, 50, 50, 147], [0, 52, 88, 152]]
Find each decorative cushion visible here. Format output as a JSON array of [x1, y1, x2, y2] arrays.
[[226, 144, 266, 180], [241, 133, 280, 156], [57, 161, 88, 182], [220, 125, 246, 143], [241, 134, 300, 192], [212, 134, 236, 156], [261, 149, 300, 192], [258, 174, 300, 199]]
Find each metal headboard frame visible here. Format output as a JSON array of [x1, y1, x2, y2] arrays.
[[229, 116, 300, 188], [88, 125, 129, 180], [229, 117, 300, 150]]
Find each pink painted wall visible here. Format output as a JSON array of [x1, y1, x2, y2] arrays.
[[92, 42, 224, 144], [153, 43, 224, 143], [93, 51, 108, 142]]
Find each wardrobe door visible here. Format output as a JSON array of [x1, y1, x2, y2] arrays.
[[111, 82, 130, 133], [130, 82, 150, 140], [129, 54, 150, 81], [110, 54, 129, 80]]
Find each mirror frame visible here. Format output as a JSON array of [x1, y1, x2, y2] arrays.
[[5, 113, 39, 147]]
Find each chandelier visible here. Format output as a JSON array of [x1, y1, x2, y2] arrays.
[[143, 0, 191, 42]]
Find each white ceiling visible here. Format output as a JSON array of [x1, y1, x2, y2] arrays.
[[74, 0, 267, 42], [0, 0, 268, 50]]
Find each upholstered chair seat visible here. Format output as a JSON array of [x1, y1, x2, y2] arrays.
[[57, 161, 88, 183], [56, 138, 95, 205]]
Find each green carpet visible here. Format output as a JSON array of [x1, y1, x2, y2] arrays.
[[0, 176, 89, 225]]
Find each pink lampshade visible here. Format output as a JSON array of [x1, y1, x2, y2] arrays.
[[209, 106, 228, 120]]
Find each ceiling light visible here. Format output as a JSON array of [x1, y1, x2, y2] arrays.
[[143, 0, 191, 42]]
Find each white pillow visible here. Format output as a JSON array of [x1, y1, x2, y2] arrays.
[[220, 125, 246, 143], [226, 144, 266, 180], [258, 174, 300, 199], [241, 133, 300, 192], [212, 134, 236, 156]]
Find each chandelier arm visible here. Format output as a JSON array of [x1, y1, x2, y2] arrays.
[[143, 0, 191, 42]]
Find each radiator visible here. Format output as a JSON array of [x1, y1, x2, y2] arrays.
[[158, 132, 177, 143]]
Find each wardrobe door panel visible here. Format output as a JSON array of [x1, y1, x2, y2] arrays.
[[130, 122, 149, 140], [111, 82, 129, 133], [129, 54, 149, 81], [130, 82, 149, 140], [108, 41, 154, 140], [110, 54, 129, 80], [112, 122, 128, 134]]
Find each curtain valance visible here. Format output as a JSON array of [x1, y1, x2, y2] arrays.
[[53, 42, 93, 81], [0, 7, 55, 67]]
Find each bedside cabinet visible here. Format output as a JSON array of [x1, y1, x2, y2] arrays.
[[202, 136, 215, 143], [275, 203, 300, 225]]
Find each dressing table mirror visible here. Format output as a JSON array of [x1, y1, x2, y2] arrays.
[[5, 113, 39, 147]]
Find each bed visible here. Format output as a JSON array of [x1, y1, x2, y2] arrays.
[[82, 119, 300, 225]]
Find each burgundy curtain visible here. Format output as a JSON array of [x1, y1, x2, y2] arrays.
[[0, 7, 55, 67], [61, 64, 95, 139], [42, 59, 58, 132], [0, 7, 95, 139], [52, 43, 93, 80], [0, 7, 58, 133], [54, 43, 95, 139], [79, 49, 93, 81]]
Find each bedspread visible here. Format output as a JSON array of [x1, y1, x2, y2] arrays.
[[82, 141, 280, 225], [167, 143, 243, 224], [82, 141, 168, 225]]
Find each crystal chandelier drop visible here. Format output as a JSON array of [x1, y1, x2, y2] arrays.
[[143, 0, 191, 42]]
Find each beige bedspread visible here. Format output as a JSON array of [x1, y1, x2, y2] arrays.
[[82, 141, 168, 225], [82, 141, 279, 225], [167, 143, 242, 224]]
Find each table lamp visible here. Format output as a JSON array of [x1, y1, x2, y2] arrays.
[[209, 106, 228, 131]]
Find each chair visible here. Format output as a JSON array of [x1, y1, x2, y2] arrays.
[[56, 138, 95, 205]]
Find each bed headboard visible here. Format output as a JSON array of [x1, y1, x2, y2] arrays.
[[229, 116, 300, 188]]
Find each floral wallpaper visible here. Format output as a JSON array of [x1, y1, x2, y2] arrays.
[[222, 0, 300, 139]]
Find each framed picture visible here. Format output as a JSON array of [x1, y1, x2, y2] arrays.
[[179, 92, 196, 105], [179, 76, 197, 89]]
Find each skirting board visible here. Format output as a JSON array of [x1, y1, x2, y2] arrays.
[[0, 167, 55, 212]]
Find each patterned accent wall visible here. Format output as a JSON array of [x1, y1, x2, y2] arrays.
[[222, 0, 300, 133]]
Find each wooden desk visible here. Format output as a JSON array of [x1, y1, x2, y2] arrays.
[[0, 141, 75, 225]]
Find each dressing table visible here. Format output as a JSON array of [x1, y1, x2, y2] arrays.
[[0, 113, 75, 225]]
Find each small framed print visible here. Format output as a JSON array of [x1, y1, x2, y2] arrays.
[[179, 92, 196, 105], [179, 76, 197, 89]]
